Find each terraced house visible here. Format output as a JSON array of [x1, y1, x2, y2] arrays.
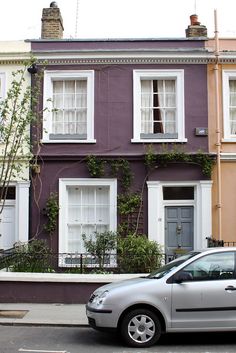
[[207, 36, 236, 244], [0, 41, 31, 250], [29, 3, 213, 265]]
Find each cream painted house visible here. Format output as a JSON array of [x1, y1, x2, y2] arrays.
[[207, 38, 236, 243], [0, 41, 31, 249]]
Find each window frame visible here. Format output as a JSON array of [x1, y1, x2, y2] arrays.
[[43, 70, 95, 143], [58, 178, 117, 256], [222, 70, 236, 142], [132, 69, 186, 143], [177, 251, 236, 282]]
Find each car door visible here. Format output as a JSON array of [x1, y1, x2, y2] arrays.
[[170, 251, 236, 329]]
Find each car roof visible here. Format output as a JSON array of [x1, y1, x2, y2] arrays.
[[194, 247, 236, 253]]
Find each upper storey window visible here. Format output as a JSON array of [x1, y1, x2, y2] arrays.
[[43, 70, 95, 143], [223, 71, 236, 141], [132, 70, 186, 143]]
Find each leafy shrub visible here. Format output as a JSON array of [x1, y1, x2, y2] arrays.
[[82, 231, 117, 270], [11, 239, 53, 272], [117, 234, 163, 273]]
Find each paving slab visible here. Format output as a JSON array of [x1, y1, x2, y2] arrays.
[[0, 303, 88, 326]]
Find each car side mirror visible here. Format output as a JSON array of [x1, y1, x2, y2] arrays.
[[174, 271, 193, 283]]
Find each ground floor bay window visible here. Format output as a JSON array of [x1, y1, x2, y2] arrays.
[[59, 178, 117, 265]]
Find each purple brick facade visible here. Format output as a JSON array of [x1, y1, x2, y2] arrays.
[[30, 38, 211, 259]]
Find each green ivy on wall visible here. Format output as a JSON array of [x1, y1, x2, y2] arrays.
[[44, 192, 60, 237], [145, 144, 215, 177], [86, 156, 133, 190]]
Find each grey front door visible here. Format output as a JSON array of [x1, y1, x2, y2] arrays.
[[165, 206, 193, 260]]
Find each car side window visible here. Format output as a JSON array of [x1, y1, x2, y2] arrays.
[[182, 252, 235, 281]]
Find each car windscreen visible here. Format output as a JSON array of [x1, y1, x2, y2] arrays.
[[147, 252, 200, 279]]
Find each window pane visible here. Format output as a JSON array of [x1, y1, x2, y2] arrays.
[[68, 225, 84, 253], [165, 80, 175, 93], [52, 111, 63, 134], [52, 79, 87, 137], [165, 110, 176, 133], [0, 187, 15, 200], [230, 93, 236, 106], [53, 81, 63, 93], [230, 108, 236, 134], [64, 80, 75, 93], [66, 185, 111, 252], [182, 252, 235, 281], [229, 80, 236, 93], [64, 94, 75, 109], [76, 110, 87, 135], [140, 78, 176, 137], [53, 94, 63, 109], [141, 80, 152, 93], [165, 93, 176, 107], [76, 80, 87, 93], [163, 187, 194, 200]]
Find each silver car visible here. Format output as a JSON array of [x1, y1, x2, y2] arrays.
[[86, 247, 236, 347]]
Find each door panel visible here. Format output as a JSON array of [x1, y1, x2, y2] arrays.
[[165, 206, 193, 258], [0, 205, 15, 249]]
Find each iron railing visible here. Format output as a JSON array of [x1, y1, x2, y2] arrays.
[[206, 237, 236, 248], [0, 249, 176, 273], [2, 238, 236, 273]]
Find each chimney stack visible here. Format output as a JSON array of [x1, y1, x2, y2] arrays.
[[41, 2, 64, 39], [186, 14, 207, 38]]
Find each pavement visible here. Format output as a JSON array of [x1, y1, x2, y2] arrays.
[[0, 303, 88, 326]]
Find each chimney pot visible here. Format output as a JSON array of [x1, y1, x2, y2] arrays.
[[50, 1, 58, 7], [190, 14, 200, 26], [186, 14, 207, 38]]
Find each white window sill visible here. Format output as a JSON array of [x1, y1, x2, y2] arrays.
[[222, 138, 236, 143], [131, 138, 187, 143], [41, 139, 96, 144]]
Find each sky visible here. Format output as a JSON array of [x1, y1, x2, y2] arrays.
[[0, 0, 236, 41]]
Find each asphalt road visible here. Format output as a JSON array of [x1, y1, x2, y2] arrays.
[[0, 326, 236, 353]]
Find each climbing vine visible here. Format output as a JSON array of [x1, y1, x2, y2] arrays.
[[44, 192, 60, 237], [110, 158, 133, 190], [145, 144, 215, 177], [117, 193, 141, 215], [86, 156, 133, 190], [86, 155, 106, 177]]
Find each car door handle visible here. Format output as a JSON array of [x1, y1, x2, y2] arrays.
[[225, 286, 236, 291]]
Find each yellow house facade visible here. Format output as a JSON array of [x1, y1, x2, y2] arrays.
[[0, 41, 31, 249], [207, 38, 236, 243]]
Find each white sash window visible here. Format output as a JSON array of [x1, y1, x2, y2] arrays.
[[141, 79, 176, 136], [59, 178, 117, 254], [133, 70, 186, 143], [229, 80, 236, 135], [43, 71, 95, 143], [223, 71, 236, 141]]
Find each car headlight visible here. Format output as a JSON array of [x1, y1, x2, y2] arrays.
[[91, 290, 109, 306]]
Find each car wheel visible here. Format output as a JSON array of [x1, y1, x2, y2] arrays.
[[120, 308, 161, 348]]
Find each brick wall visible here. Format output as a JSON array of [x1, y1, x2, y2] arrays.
[[41, 7, 64, 39]]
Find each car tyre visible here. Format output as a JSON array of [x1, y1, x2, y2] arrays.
[[120, 308, 161, 348]]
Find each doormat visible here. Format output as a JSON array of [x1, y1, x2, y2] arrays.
[[0, 310, 28, 318]]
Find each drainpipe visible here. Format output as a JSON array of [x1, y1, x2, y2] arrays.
[[214, 9, 222, 240]]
